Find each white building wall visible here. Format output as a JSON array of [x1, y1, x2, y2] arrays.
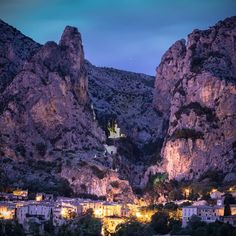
[[182, 207, 198, 227], [17, 204, 52, 225]]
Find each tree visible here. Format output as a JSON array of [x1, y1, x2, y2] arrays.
[[44, 209, 54, 235], [223, 193, 234, 216], [224, 203, 231, 216], [57, 213, 102, 236], [169, 219, 182, 234], [168, 189, 183, 201], [188, 215, 205, 230], [0, 220, 25, 236], [78, 214, 102, 236], [218, 224, 233, 236], [193, 226, 208, 236], [224, 193, 236, 204], [115, 220, 155, 236], [150, 211, 170, 234], [164, 202, 178, 211]]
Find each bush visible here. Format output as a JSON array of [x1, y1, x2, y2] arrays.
[[77, 193, 106, 201], [171, 128, 204, 141], [58, 214, 102, 236], [174, 102, 218, 123], [35, 142, 47, 156], [90, 165, 106, 179], [110, 181, 120, 188], [15, 144, 26, 157], [168, 189, 184, 201], [0, 220, 24, 236], [115, 220, 155, 236], [151, 211, 170, 234], [199, 170, 223, 183], [190, 57, 205, 73]]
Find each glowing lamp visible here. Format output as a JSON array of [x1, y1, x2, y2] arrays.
[[136, 212, 142, 218], [94, 209, 103, 217], [61, 208, 68, 218], [1, 210, 11, 219], [36, 195, 43, 201], [184, 188, 190, 197]]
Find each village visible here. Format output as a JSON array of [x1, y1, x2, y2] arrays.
[[0, 187, 236, 235], [0, 189, 140, 235]]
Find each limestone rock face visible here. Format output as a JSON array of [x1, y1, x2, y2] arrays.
[[1, 16, 236, 197], [0, 21, 122, 198], [61, 164, 136, 202], [0, 20, 41, 92], [153, 39, 186, 116], [59, 26, 88, 104], [0, 25, 105, 161], [0, 19, 153, 199], [154, 16, 236, 180]]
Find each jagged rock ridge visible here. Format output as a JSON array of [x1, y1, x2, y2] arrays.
[[153, 16, 236, 180]]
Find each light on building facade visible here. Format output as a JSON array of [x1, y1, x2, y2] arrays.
[[36, 195, 43, 201], [184, 188, 190, 198], [94, 209, 103, 218], [0, 207, 14, 220]]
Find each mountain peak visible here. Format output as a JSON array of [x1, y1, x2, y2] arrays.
[[59, 25, 83, 51]]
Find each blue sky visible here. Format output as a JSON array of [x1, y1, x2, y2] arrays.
[[0, 0, 235, 75]]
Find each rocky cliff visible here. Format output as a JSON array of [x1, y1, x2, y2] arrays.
[[154, 16, 236, 180], [0, 20, 135, 201], [86, 62, 166, 187], [0, 16, 235, 199]]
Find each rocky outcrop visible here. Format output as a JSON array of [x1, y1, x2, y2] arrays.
[[0, 25, 105, 161], [61, 163, 135, 202], [154, 16, 236, 180], [0, 20, 131, 199]]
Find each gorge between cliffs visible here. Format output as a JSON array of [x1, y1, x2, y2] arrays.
[[0, 16, 236, 203]]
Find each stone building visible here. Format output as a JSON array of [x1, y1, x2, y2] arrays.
[[182, 205, 224, 227], [17, 203, 53, 225], [35, 193, 54, 202], [12, 190, 28, 200]]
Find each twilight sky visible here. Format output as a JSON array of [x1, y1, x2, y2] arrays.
[[0, 0, 235, 75]]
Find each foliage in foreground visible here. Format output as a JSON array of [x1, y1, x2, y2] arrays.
[[0, 220, 24, 236], [57, 213, 102, 236], [114, 211, 236, 236]]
